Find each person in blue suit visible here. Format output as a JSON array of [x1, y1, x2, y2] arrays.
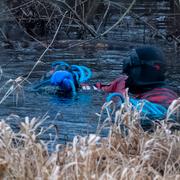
[[32, 61, 92, 95]]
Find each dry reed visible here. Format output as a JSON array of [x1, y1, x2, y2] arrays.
[[0, 97, 180, 179]]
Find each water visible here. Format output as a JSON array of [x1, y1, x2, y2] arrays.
[[0, 42, 126, 144], [0, 40, 179, 146]]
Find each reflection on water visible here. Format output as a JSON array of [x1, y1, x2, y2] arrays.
[[0, 40, 180, 144]]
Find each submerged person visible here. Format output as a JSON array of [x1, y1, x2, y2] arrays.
[[32, 61, 94, 96], [95, 46, 178, 128]]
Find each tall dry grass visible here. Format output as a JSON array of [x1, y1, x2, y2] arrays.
[[0, 97, 180, 179]]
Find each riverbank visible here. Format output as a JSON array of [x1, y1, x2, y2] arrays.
[[0, 98, 180, 179]]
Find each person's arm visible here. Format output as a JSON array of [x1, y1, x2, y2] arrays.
[[130, 98, 167, 120], [95, 75, 127, 94], [106, 92, 167, 120]]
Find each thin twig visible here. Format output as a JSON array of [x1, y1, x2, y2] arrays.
[[101, 0, 136, 36], [0, 0, 34, 16], [97, 0, 110, 33], [54, 0, 98, 37], [0, 28, 8, 41]]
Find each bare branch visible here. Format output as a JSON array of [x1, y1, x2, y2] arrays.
[[53, 0, 98, 37], [101, 0, 136, 36]]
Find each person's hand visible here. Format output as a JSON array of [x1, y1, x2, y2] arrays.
[[50, 70, 74, 91]]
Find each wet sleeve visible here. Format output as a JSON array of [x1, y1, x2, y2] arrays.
[[95, 75, 127, 94], [130, 98, 167, 120]]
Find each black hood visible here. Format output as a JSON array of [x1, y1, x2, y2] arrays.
[[123, 46, 166, 92]]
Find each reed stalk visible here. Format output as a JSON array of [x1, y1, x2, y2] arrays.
[[0, 97, 180, 179]]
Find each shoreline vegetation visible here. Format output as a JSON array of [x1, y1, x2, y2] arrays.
[[1, 1, 180, 46], [0, 96, 180, 179]]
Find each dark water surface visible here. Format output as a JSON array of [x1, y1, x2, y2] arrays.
[[0, 40, 180, 146]]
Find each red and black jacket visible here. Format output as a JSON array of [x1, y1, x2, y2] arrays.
[[95, 75, 178, 108]]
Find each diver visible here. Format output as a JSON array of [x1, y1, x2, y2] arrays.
[[95, 46, 179, 129], [32, 61, 94, 96]]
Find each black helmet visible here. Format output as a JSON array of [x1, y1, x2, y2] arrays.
[[123, 46, 166, 88]]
